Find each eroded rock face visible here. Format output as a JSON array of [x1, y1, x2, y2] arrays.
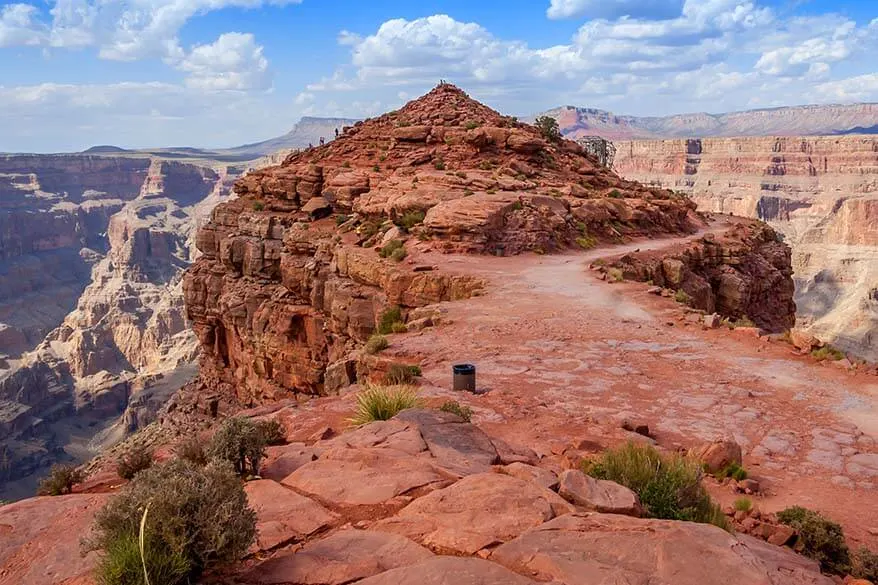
[[614, 136, 878, 358]]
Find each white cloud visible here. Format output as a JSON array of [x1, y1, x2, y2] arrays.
[[0, 3, 44, 47], [176, 32, 270, 90], [814, 73, 878, 102], [547, 0, 683, 20]]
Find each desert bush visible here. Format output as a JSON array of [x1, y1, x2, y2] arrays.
[[365, 334, 389, 354], [395, 210, 425, 231], [464, 189, 474, 196], [852, 547, 878, 582], [440, 400, 473, 422], [608, 268, 624, 282], [116, 447, 154, 481], [777, 506, 850, 575], [390, 247, 407, 262], [715, 461, 748, 481], [257, 419, 286, 446], [811, 346, 845, 362], [433, 159, 446, 170], [207, 417, 267, 477], [174, 437, 208, 466], [377, 306, 404, 334], [335, 214, 349, 226], [385, 364, 421, 385], [464, 120, 480, 130], [576, 235, 596, 250], [390, 321, 408, 333], [88, 459, 255, 585], [586, 442, 729, 530], [350, 385, 421, 425], [534, 116, 561, 142], [38, 464, 84, 496], [734, 497, 752, 512], [252, 201, 264, 211], [378, 239, 404, 258], [674, 289, 692, 305]]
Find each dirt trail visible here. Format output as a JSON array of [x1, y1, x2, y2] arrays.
[[392, 218, 878, 547]]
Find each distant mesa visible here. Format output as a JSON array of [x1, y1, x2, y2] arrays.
[[81, 145, 131, 154]]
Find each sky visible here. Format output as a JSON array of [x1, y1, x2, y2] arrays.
[[1, 0, 877, 152]]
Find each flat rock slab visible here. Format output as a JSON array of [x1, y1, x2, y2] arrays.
[[0, 493, 110, 585], [260, 444, 321, 481], [491, 513, 835, 585], [375, 472, 573, 555], [319, 419, 427, 455], [499, 462, 559, 490], [283, 447, 450, 506], [394, 409, 500, 476], [557, 470, 641, 516], [354, 557, 537, 585], [244, 529, 433, 585], [245, 480, 337, 551]]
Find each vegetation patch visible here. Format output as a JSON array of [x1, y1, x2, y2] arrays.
[[733, 497, 753, 512], [395, 210, 426, 231], [433, 159, 446, 171], [674, 289, 692, 305], [365, 334, 389, 354], [576, 235, 596, 250], [174, 437, 208, 467], [607, 267, 624, 282], [350, 384, 421, 425], [88, 459, 255, 585], [464, 120, 480, 130], [252, 201, 265, 211], [335, 214, 350, 226], [852, 547, 878, 582], [777, 506, 850, 575], [207, 417, 268, 477], [811, 346, 845, 362], [585, 442, 729, 530], [534, 115, 561, 142], [390, 247, 407, 262], [385, 364, 422, 385], [116, 446, 153, 481], [377, 306, 404, 334], [439, 400, 473, 422], [257, 419, 286, 446], [715, 461, 748, 481], [608, 189, 624, 199], [37, 464, 83, 496], [390, 321, 408, 333], [378, 239, 404, 258]]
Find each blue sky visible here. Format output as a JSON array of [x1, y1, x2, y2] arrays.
[[1, 0, 876, 152]]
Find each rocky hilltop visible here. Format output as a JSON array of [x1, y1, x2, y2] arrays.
[[0, 154, 245, 499], [183, 83, 795, 406], [614, 135, 878, 360], [540, 103, 878, 140]]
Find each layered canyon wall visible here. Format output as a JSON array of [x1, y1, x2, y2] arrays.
[[0, 155, 242, 498], [613, 135, 878, 359]]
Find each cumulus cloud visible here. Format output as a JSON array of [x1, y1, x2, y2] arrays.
[[0, 3, 44, 47], [175, 32, 271, 90], [547, 0, 683, 21]]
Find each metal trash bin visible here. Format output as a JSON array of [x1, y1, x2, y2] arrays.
[[452, 363, 476, 392]]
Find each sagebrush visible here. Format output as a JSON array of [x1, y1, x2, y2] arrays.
[[207, 417, 267, 477], [350, 384, 421, 425], [38, 464, 83, 496], [116, 446, 153, 481], [777, 506, 850, 575]]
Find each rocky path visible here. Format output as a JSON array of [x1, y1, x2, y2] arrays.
[[389, 217, 878, 547]]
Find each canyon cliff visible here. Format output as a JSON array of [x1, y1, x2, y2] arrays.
[[182, 84, 795, 406], [613, 135, 878, 360]]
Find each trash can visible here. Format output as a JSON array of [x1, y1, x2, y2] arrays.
[[452, 363, 476, 392]]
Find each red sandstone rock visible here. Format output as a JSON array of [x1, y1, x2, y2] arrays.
[[354, 557, 537, 585], [245, 479, 337, 552], [691, 439, 744, 473], [498, 462, 559, 490], [557, 470, 642, 516]]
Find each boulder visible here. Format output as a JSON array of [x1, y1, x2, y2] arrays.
[[491, 513, 834, 585], [691, 439, 743, 474], [282, 447, 450, 507], [245, 479, 337, 552], [393, 126, 432, 142], [789, 328, 821, 352], [394, 409, 500, 476], [557, 470, 641, 516], [498, 462, 559, 490], [355, 557, 537, 585], [374, 472, 573, 555], [302, 196, 332, 218], [260, 444, 321, 481], [244, 529, 433, 585]]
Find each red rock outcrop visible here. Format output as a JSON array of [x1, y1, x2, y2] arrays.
[[184, 84, 705, 404]]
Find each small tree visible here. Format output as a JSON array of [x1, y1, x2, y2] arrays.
[[116, 446, 153, 480], [777, 506, 851, 575], [534, 116, 561, 142], [207, 417, 268, 477], [38, 464, 84, 496]]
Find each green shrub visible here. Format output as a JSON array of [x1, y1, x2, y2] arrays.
[[390, 247, 407, 262], [88, 459, 255, 585], [207, 417, 267, 477], [715, 462, 748, 481], [385, 364, 421, 385], [174, 437, 208, 466], [378, 239, 404, 258], [38, 464, 84, 496], [811, 346, 845, 361], [511, 201, 523, 211], [586, 442, 729, 530], [464, 189, 474, 196], [342, 161, 351, 168], [674, 289, 692, 305], [365, 334, 389, 354], [257, 419, 286, 446], [576, 236, 596, 250], [455, 171, 467, 179], [335, 214, 349, 226], [434, 160, 446, 171], [116, 447, 153, 481], [734, 497, 752, 512], [390, 322, 408, 333], [478, 160, 493, 171], [852, 547, 878, 582], [464, 121, 480, 130], [608, 268, 624, 282], [252, 201, 264, 211], [777, 506, 850, 575], [377, 306, 404, 334], [534, 116, 561, 142], [440, 400, 473, 422], [350, 385, 421, 425], [608, 189, 623, 199], [395, 210, 426, 231], [372, 164, 380, 172]]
